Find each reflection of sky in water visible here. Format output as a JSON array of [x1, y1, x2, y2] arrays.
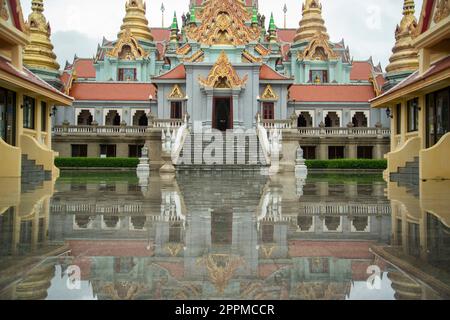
[[46, 266, 96, 300], [347, 273, 395, 300]]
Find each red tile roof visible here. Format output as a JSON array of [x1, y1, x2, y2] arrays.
[[151, 28, 170, 42], [288, 241, 373, 259], [69, 82, 157, 101], [154, 64, 186, 80], [0, 56, 72, 102], [351, 61, 372, 81], [260, 64, 291, 80], [289, 84, 376, 102], [277, 29, 297, 43], [375, 74, 386, 89], [73, 59, 96, 79]]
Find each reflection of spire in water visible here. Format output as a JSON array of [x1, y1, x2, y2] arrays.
[[15, 263, 55, 300], [388, 270, 422, 300]]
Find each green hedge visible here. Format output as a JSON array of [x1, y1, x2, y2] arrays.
[[55, 158, 387, 170], [55, 157, 139, 168], [305, 159, 387, 169]]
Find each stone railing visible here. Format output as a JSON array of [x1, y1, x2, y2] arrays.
[[53, 125, 148, 136], [262, 119, 294, 129], [297, 127, 390, 137], [150, 118, 184, 129]]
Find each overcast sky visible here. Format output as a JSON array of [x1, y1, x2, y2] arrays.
[[21, 0, 424, 70]]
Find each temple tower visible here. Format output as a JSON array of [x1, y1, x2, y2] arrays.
[[23, 0, 62, 90], [384, 0, 419, 90], [118, 0, 154, 42], [294, 0, 329, 43]]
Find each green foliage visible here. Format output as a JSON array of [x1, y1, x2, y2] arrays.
[[55, 157, 139, 168], [305, 159, 387, 170]]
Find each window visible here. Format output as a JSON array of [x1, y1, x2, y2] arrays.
[[128, 144, 144, 158], [100, 144, 117, 158], [302, 146, 316, 160], [396, 104, 402, 135], [0, 88, 16, 146], [23, 96, 35, 129], [407, 98, 419, 132], [77, 110, 93, 125], [262, 224, 274, 243], [263, 102, 274, 120], [310, 70, 328, 84], [169, 223, 182, 243], [71, 144, 88, 157], [426, 87, 450, 148], [357, 146, 373, 159], [118, 68, 137, 81], [41, 102, 47, 132], [328, 146, 345, 159], [170, 101, 182, 119]]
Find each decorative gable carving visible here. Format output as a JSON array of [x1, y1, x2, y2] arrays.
[[297, 31, 339, 61], [261, 85, 279, 101], [433, 0, 450, 24], [168, 84, 185, 100], [107, 28, 148, 60], [198, 51, 248, 89]]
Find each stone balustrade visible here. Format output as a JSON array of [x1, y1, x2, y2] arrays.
[[297, 126, 390, 137]]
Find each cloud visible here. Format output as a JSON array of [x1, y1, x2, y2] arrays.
[[51, 31, 100, 67], [22, 0, 424, 70]]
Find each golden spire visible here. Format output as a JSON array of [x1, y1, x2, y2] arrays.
[[385, 0, 419, 75], [118, 0, 153, 42], [294, 0, 329, 43], [23, 0, 60, 72]]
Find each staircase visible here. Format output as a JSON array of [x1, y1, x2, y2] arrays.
[[390, 157, 420, 197], [21, 154, 52, 186], [176, 132, 268, 171]]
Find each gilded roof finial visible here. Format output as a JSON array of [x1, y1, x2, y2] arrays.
[[385, 0, 419, 75], [170, 12, 179, 43], [268, 13, 277, 43], [294, 0, 329, 43], [24, 0, 60, 73], [118, 0, 153, 42]]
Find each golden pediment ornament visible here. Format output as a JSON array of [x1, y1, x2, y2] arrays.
[[242, 50, 262, 63], [261, 85, 279, 101], [255, 44, 271, 57], [176, 44, 192, 56], [102, 282, 146, 300], [433, 0, 450, 24], [184, 50, 204, 62], [297, 31, 339, 61], [186, 0, 259, 46], [107, 28, 148, 60], [165, 243, 183, 256], [168, 84, 185, 100], [197, 254, 245, 294], [199, 51, 248, 89]]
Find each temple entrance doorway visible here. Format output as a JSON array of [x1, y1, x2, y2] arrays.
[[213, 97, 233, 131]]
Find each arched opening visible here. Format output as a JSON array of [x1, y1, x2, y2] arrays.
[[352, 217, 369, 232], [324, 112, 340, 127], [75, 215, 94, 229], [132, 111, 148, 126], [324, 216, 341, 232], [297, 112, 313, 127], [77, 110, 93, 125], [352, 112, 368, 127], [119, 45, 133, 60], [130, 216, 146, 230], [103, 216, 119, 229], [105, 110, 121, 126], [297, 216, 313, 231]]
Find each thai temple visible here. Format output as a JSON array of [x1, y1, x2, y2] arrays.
[[46, 0, 391, 170]]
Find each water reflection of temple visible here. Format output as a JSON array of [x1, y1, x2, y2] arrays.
[[372, 180, 450, 299], [0, 178, 67, 299], [44, 173, 394, 300]]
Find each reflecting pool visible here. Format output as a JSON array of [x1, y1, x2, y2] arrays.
[[0, 172, 449, 300]]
